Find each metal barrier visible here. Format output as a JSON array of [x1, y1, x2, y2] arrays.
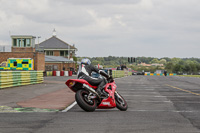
[[0, 71, 43, 89]]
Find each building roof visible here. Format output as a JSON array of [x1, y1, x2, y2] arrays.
[[45, 56, 74, 63], [38, 36, 77, 50], [11, 35, 36, 38]]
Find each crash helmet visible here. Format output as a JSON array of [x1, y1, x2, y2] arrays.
[[81, 58, 91, 65]]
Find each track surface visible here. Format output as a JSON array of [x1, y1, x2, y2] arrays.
[[1, 76, 200, 133]]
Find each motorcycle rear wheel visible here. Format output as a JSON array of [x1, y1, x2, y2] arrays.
[[75, 89, 97, 112], [115, 92, 128, 111]]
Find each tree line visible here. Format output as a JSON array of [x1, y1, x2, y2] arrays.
[[77, 56, 200, 75]]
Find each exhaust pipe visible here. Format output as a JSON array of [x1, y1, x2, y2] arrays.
[[83, 84, 101, 99]]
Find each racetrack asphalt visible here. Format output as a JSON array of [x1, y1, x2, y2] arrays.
[[1, 75, 200, 133], [0, 76, 77, 112]]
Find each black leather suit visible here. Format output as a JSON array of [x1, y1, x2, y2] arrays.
[[77, 64, 110, 93]]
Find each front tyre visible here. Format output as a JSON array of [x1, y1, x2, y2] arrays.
[[115, 92, 128, 111], [75, 89, 97, 112]]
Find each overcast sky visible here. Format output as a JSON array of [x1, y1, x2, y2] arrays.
[[0, 0, 200, 58]]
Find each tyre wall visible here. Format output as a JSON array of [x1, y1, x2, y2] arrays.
[[0, 71, 43, 89]]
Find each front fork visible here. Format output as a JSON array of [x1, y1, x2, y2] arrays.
[[115, 91, 125, 105]]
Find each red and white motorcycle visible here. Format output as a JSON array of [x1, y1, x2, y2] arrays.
[[65, 77, 128, 112]]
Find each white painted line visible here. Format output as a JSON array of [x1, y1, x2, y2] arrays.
[[154, 96, 167, 97], [61, 101, 77, 112]]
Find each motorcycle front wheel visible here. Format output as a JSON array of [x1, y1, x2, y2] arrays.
[[115, 92, 128, 111], [75, 89, 97, 112]]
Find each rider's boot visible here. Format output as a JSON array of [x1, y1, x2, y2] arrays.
[[96, 85, 108, 98], [96, 86, 103, 96]]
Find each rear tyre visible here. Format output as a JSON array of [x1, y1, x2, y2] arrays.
[[115, 92, 128, 111], [75, 89, 97, 112]]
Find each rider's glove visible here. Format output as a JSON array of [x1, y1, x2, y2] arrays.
[[107, 76, 114, 82]]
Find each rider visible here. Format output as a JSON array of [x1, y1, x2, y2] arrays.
[[77, 58, 112, 96]]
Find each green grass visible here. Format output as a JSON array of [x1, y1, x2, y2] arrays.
[[176, 75, 200, 78]]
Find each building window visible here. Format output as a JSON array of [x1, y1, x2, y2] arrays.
[[60, 51, 64, 56], [13, 39, 17, 46], [46, 51, 54, 56], [60, 51, 69, 57], [14, 62, 17, 66], [26, 39, 31, 47], [45, 65, 53, 71], [21, 39, 25, 47], [17, 39, 21, 47], [13, 38, 31, 47], [22, 62, 29, 64], [65, 51, 68, 56]]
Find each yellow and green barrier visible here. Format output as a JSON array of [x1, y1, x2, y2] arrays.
[[0, 71, 43, 89], [112, 70, 132, 78], [46, 71, 53, 76], [145, 73, 177, 76]]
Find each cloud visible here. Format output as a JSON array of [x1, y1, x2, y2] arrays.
[[0, 0, 200, 58], [57, 0, 141, 5]]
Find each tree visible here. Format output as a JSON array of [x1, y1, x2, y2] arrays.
[[171, 58, 181, 64], [190, 63, 198, 74], [92, 60, 99, 65], [173, 64, 183, 74], [165, 62, 174, 73], [151, 59, 159, 64], [159, 59, 167, 64], [73, 56, 78, 62], [197, 64, 200, 72], [182, 64, 191, 74], [161, 57, 171, 62]]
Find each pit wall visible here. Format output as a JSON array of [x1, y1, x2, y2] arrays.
[[0, 71, 43, 89]]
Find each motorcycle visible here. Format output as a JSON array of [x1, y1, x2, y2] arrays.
[[65, 77, 128, 112]]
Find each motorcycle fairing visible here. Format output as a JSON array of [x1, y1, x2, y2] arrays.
[[98, 82, 117, 108], [66, 79, 97, 92]]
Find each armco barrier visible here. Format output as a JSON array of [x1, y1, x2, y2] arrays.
[[0, 71, 43, 89]]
